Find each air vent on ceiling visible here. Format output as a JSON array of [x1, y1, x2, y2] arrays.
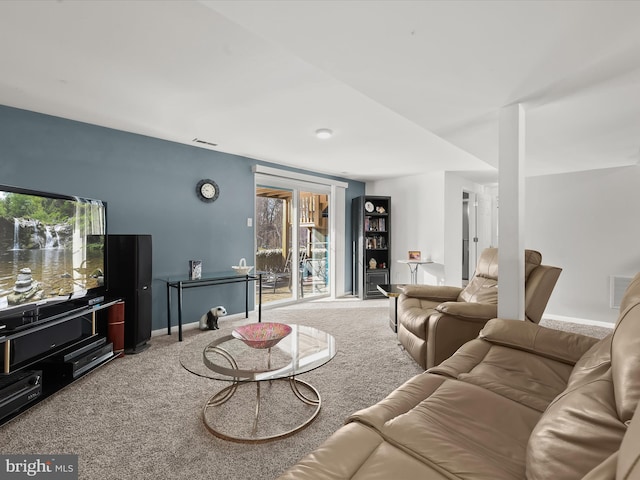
[[193, 138, 218, 147], [610, 275, 633, 309]]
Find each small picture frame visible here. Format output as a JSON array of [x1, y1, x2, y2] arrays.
[[408, 250, 421, 261], [189, 260, 202, 280]]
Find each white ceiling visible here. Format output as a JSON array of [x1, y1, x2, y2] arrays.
[[0, 0, 638, 183]]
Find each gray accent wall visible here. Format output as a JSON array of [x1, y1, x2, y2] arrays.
[[0, 105, 364, 331]]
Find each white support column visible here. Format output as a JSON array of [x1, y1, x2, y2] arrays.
[[498, 104, 525, 320], [330, 184, 346, 298]]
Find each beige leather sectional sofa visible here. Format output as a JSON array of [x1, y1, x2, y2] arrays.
[[277, 272, 640, 480]]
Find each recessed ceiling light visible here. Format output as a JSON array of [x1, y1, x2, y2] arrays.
[[315, 128, 333, 139]]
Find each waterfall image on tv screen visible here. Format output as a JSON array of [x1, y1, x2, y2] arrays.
[[0, 187, 106, 316]]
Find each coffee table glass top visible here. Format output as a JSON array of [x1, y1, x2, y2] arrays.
[[180, 323, 336, 382]]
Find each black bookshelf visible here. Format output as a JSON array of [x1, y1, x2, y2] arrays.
[[352, 196, 391, 299]]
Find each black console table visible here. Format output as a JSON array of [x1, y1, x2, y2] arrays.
[[163, 272, 263, 342]]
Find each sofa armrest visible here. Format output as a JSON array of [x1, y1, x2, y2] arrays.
[[425, 312, 494, 368], [479, 318, 600, 365], [347, 373, 447, 430], [435, 302, 497, 320], [276, 422, 387, 480], [401, 284, 463, 302], [428, 338, 492, 378]]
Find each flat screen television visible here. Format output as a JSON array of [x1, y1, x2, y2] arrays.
[[0, 184, 107, 326]]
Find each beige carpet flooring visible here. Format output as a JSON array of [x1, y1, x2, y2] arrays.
[[0, 298, 612, 479]]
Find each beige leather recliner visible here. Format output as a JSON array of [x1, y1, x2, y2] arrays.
[[397, 248, 561, 369]]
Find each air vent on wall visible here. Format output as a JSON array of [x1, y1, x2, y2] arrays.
[[610, 275, 633, 309], [193, 138, 218, 147]]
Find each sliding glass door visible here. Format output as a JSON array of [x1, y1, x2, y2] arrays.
[[255, 181, 330, 305], [255, 186, 294, 304], [299, 190, 329, 300]]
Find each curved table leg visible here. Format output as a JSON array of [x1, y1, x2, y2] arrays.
[[289, 377, 320, 405], [202, 378, 321, 444], [203, 345, 240, 407]]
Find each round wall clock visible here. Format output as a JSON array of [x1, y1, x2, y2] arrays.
[[196, 179, 220, 203], [364, 201, 374, 213]]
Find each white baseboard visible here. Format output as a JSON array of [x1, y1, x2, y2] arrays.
[[151, 311, 250, 337], [543, 314, 614, 329]]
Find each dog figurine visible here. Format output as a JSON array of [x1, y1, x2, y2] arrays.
[[198, 306, 227, 330]]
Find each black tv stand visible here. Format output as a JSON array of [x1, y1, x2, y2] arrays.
[[0, 298, 123, 425]]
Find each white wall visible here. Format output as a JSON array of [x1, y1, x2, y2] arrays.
[[368, 164, 640, 324], [367, 171, 490, 286], [526, 165, 640, 324], [367, 172, 445, 285]]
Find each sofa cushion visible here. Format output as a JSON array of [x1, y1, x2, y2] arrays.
[[525, 336, 626, 480], [396, 296, 439, 339], [458, 248, 499, 303], [277, 422, 453, 480], [429, 323, 578, 413], [611, 290, 640, 423], [435, 301, 497, 320], [479, 317, 599, 365], [457, 345, 573, 412], [525, 364, 626, 480], [458, 275, 498, 303], [617, 398, 640, 480], [457, 249, 542, 304], [428, 338, 493, 378], [619, 272, 640, 312], [526, 272, 640, 480], [564, 334, 612, 385], [349, 373, 541, 480]]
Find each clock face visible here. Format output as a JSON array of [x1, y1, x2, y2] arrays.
[[201, 183, 216, 198], [364, 201, 374, 213], [196, 179, 219, 203]]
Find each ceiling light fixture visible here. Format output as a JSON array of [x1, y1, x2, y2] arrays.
[[315, 128, 333, 139]]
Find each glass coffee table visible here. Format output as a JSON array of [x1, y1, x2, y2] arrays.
[[180, 323, 336, 443]]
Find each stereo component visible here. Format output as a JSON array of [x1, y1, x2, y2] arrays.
[[41, 342, 113, 382], [0, 370, 43, 422]]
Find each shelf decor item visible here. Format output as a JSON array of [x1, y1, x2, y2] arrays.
[[232, 322, 292, 349], [189, 260, 202, 279], [231, 257, 253, 275]]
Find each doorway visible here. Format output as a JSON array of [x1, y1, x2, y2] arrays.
[[462, 189, 492, 284], [462, 192, 470, 283], [255, 183, 330, 305]]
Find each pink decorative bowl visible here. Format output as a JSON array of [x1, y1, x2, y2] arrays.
[[232, 322, 292, 349]]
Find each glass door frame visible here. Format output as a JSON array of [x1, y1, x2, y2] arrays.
[[255, 174, 332, 305]]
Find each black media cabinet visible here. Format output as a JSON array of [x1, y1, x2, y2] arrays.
[[0, 298, 122, 425]]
